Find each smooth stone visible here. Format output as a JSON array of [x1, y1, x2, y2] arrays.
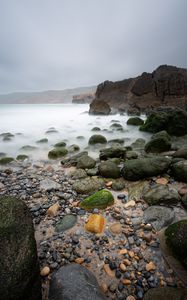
[[109, 223, 122, 234], [143, 206, 175, 231], [40, 179, 61, 191], [55, 215, 77, 232], [143, 185, 181, 205]]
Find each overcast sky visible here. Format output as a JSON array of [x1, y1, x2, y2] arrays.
[[0, 0, 187, 94]]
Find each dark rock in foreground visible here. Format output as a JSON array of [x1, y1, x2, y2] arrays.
[[122, 157, 171, 181], [0, 196, 41, 300], [171, 160, 187, 182], [143, 185, 181, 205], [98, 161, 121, 178], [143, 287, 187, 300], [49, 264, 106, 300], [145, 131, 171, 153]]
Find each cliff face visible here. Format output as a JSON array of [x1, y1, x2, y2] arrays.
[[72, 93, 95, 104], [94, 65, 187, 112]]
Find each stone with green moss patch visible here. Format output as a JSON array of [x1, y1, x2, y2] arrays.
[[127, 117, 144, 126], [88, 134, 107, 145], [21, 145, 38, 151], [80, 189, 114, 209], [0, 157, 14, 165], [48, 147, 68, 159], [36, 138, 48, 144], [165, 220, 187, 269], [16, 154, 29, 161], [54, 141, 67, 147]]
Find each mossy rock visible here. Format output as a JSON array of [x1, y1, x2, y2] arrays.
[[127, 117, 144, 126], [108, 138, 125, 145], [126, 151, 138, 160], [20, 145, 38, 151], [110, 123, 123, 131], [112, 178, 126, 191], [143, 185, 181, 205], [165, 220, 187, 269], [130, 138, 146, 150], [48, 147, 68, 159], [91, 127, 101, 131], [73, 177, 104, 195], [77, 155, 96, 169], [68, 144, 80, 153], [173, 148, 187, 159], [0, 132, 14, 138], [0, 157, 14, 165], [16, 154, 29, 161], [0, 196, 41, 300], [171, 161, 187, 182], [80, 189, 114, 209], [36, 138, 48, 144], [98, 161, 121, 179], [54, 141, 67, 148], [76, 136, 85, 140], [99, 147, 126, 160], [88, 135, 107, 145], [145, 138, 171, 153]]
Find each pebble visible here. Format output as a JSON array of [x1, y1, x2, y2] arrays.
[[146, 262, 156, 272], [103, 264, 115, 277], [124, 200, 136, 208], [109, 223, 122, 234], [119, 263, 127, 272], [40, 266, 50, 276]]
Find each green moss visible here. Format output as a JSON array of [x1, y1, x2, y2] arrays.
[[145, 137, 171, 153], [54, 141, 67, 147], [127, 117, 144, 126], [16, 154, 29, 161], [0, 157, 14, 165], [48, 147, 68, 159], [140, 112, 169, 133], [80, 189, 114, 209], [165, 220, 187, 268]]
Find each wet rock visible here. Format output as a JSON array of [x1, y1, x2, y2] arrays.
[[143, 206, 175, 231], [73, 177, 104, 194], [91, 127, 101, 131], [21, 145, 38, 151], [143, 287, 187, 300], [126, 151, 138, 160], [55, 215, 77, 233], [40, 266, 50, 276], [0, 157, 14, 164], [99, 146, 126, 160], [112, 178, 126, 191], [70, 169, 87, 179], [109, 223, 122, 234], [131, 138, 146, 150], [85, 214, 105, 233], [36, 138, 48, 144], [98, 161, 121, 178], [171, 160, 187, 182], [127, 117, 144, 126], [143, 185, 181, 205], [77, 155, 96, 169], [110, 123, 124, 131], [61, 151, 88, 166], [86, 168, 98, 176], [68, 144, 80, 153], [16, 154, 29, 161], [80, 189, 114, 209], [145, 131, 171, 153], [47, 202, 60, 217], [48, 147, 68, 159], [165, 220, 187, 268], [40, 179, 61, 191], [182, 194, 187, 207], [88, 134, 107, 145], [49, 264, 106, 300], [173, 147, 187, 159], [54, 141, 67, 147], [122, 157, 171, 181], [0, 196, 41, 300]]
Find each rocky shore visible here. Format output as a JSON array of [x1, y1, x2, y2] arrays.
[[0, 108, 187, 299]]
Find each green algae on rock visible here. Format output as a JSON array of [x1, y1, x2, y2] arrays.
[[80, 189, 114, 209], [165, 220, 187, 269], [16, 154, 29, 161], [0, 157, 14, 165], [145, 130, 171, 153], [54, 141, 67, 147], [48, 147, 68, 159], [36, 138, 48, 144], [98, 161, 121, 179], [127, 117, 144, 126], [77, 155, 96, 169], [73, 177, 104, 194], [88, 134, 107, 145]]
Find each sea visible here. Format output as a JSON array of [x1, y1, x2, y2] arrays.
[[0, 104, 151, 161]]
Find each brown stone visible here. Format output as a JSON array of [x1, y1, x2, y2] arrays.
[[103, 264, 115, 277], [40, 266, 50, 277], [109, 223, 122, 234], [146, 261, 156, 271]]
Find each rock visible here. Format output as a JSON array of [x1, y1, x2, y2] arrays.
[[182, 194, 187, 207], [110, 123, 123, 131], [99, 146, 126, 160], [86, 168, 98, 176], [45, 128, 58, 134], [146, 262, 156, 271], [143, 287, 187, 300], [40, 266, 50, 277], [75, 258, 84, 264], [131, 138, 146, 150], [171, 160, 187, 182], [122, 157, 171, 181], [145, 131, 171, 153], [48, 147, 68, 159], [91, 127, 101, 131], [124, 200, 136, 208], [173, 147, 187, 159], [36, 138, 48, 143], [165, 220, 187, 268], [140, 109, 187, 136], [119, 263, 127, 272], [143, 206, 175, 231], [80, 189, 114, 209], [21, 145, 38, 151], [155, 177, 168, 185], [88, 134, 107, 145], [85, 214, 105, 233], [70, 169, 87, 179], [61, 151, 88, 166], [126, 151, 138, 159], [68, 144, 80, 153], [0, 196, 41, 300], [0, 182, 5, 189], [40, 179, 61, 191], [103, 264, 115, 277], [16, 154, 29, 161], [55, 215, 77, 233], [49, 264, 106, 300], [109, 223, 122, 234], [54, 141, 67, 147], [77, 155, 96, 169], [89, 99, 111, 115], [143, 185, 181, 205], [111, 178, 126, 191], [47, 202, 60, 217], [127, 117, 144, 126], [98, 161, 121, 178], [0, 157, 14, 164], [108, 138, 125, 145], [73, 177, 104, 194]]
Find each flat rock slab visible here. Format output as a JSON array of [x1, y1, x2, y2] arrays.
[[49, 264, 106, 300], [40, 179, 61, 191], [143, 206, 175, 231]]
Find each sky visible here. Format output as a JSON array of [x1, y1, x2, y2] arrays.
[[0, 0, 187, 94]]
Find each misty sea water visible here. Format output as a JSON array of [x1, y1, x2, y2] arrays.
[[0, 104, 151, 161]]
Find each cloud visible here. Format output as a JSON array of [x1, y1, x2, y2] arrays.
[[0, 0, 187, 93]]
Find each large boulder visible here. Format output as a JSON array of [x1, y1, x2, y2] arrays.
[[143, 185, 181, 205], [80, 189, 114, 209], [143, 287, 187, 300], [98, 161, 121, 178], [140, 109, 187, 136], [145, 131, 171, 153], [89, 99, 111, 115], [143, 206, 175, 231], [76, 155, 96, 169], [127, 117, 144, 126], [88, 135, 107, 145], [99, 146, 126, 160], [0, 196, 41, 300], [122, 157, 171, 181], [61, 151, 88, 167], [48, 147, 68, 159], [171, 160, 187, 182], [165, 220, 187, 269], [49, 264, 106, 300]]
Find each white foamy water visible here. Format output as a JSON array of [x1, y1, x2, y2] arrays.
[[0, 104, 151, 161]]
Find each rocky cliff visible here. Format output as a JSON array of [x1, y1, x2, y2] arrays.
[[72, 92, 95, 104], [93, 65, 187, 113]]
